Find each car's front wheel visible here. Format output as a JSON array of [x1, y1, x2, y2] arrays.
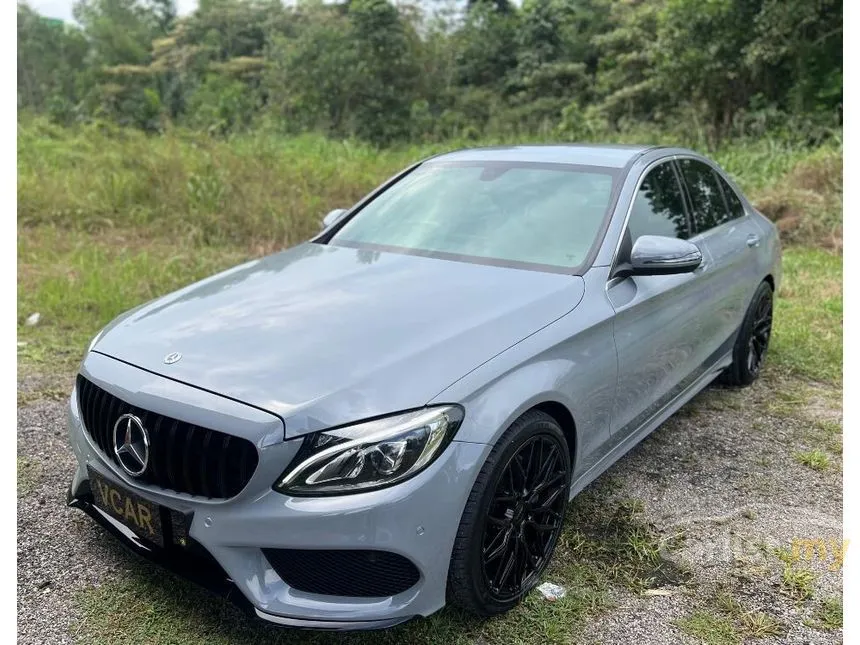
[[447, 410, 570, 616]]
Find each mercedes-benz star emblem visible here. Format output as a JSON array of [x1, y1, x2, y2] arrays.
[[112, 413, 150, 477], [163, 351, 182, 365]]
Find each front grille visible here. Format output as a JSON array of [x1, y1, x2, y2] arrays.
[[263, 548, 421, 597], [76, 375, 259, 499]]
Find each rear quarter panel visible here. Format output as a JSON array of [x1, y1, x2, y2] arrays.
[[750, 209, 783, 292]]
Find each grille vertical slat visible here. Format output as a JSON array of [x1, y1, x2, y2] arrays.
[[149, 414, 164, 483], [80, 378, 94, 444], [105, 391, 120, 450], [96, 386, 110, 454], [217, 435, 230, 499], [166, 419, 179, 491], [102, 387, 114, 453], [86, 381, 99, 449], [93, 387, 104, 450], [75, 376, 258, 499], [199, 430, 212, 498], [239, 443, 248, 493], [182, 426, 196, 495]]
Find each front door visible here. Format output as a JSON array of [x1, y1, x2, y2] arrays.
[[606, 160, 715, 438]]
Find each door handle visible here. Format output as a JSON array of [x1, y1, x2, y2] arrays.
[[746, 234, 761, 248]]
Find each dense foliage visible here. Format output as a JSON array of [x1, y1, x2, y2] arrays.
[[17, 0, 842, 146]]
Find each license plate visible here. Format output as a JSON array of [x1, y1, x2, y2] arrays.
[[88, 468, 164, 547]]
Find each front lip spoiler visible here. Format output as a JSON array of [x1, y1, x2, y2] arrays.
[[251, 609, 411, 630], [67, 479, 414, 631]]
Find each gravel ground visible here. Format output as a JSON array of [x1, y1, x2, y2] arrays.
[[17, 400, 130, 645], [579, 379, 843, 644], [17, 376, 842, 644]]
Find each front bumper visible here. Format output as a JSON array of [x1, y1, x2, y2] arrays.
[[66, 480, 409, 630], [67, 354, 490, 629]]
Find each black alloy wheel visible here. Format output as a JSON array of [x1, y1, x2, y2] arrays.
[[746, 288, 773, 377], [721, 280, 774, 387], [447, 410, 571, 616], [480, 435, 568, 601]]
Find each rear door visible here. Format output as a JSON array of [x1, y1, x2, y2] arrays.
[[606, 160, 713, 439], [676, 158, 763, 352]]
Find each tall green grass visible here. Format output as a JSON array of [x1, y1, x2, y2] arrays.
[[17, 117, 840, 248], [18, 122, 415, 246]]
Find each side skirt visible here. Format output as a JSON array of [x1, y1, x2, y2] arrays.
[[568, 350, 732, 499]]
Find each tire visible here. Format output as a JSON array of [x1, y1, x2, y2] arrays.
[[720, 280, 774, 387], [447, 410, 571, 617]]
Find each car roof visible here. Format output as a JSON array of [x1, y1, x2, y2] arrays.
[[429, 144, 665, 169]]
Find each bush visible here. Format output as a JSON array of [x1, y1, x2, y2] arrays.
[[753, 149, 843, 250]]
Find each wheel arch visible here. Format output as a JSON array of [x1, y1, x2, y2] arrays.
[[531, 400, 577, 467], [449, 384, 585, 474]]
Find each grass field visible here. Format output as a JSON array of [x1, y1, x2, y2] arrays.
[[16, 122, 843, 644]]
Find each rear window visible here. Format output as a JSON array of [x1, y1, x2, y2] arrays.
[[329, 161, 618, 270], [678, 159, 732, 233], [716, 174, 747, 220]]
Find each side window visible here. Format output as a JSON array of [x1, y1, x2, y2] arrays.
[[716, 174, 746, 220], [678, 159, 731, 233], [627, 162, 689, 242]]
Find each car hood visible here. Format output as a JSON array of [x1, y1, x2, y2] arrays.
[[93, 243, 585, 438]]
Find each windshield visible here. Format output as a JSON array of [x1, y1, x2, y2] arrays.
[[327, 160, 618, 271]]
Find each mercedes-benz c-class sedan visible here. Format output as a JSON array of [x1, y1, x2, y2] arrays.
[[67, 144, 780, 629]]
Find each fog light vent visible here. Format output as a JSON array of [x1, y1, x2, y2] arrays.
[[262, 548, 420, 597]]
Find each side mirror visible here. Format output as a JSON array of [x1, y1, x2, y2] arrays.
[[322, 208, 348, 229], [628, 235, 703, 276]]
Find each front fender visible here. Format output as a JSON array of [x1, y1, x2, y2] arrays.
[[450, 363, 583, 463], [434, 269, 617, 480]]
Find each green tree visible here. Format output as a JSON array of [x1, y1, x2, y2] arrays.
[[653, 0, 762, 145], [15, 0, 844, 143], [453, 3, 519, 90], [348, 0, 421, 143], [73, 0, 164, 65], [592, 0, 663, 127], [747, 0, 842, 116], [261, 2, 360, 134], [17, 4, 90, 119]]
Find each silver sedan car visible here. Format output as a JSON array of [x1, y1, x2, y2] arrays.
[[67, 144, 780, 629]]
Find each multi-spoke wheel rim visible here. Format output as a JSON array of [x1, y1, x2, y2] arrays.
[[747, 293, 773, 375], [480, 434, 568, 602]]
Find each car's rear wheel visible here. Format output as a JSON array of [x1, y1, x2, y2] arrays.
[[721, 281, 774, 387], [447, 410, 570, 616]]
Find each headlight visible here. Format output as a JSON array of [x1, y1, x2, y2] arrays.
[[273, 405, 464, 496]]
